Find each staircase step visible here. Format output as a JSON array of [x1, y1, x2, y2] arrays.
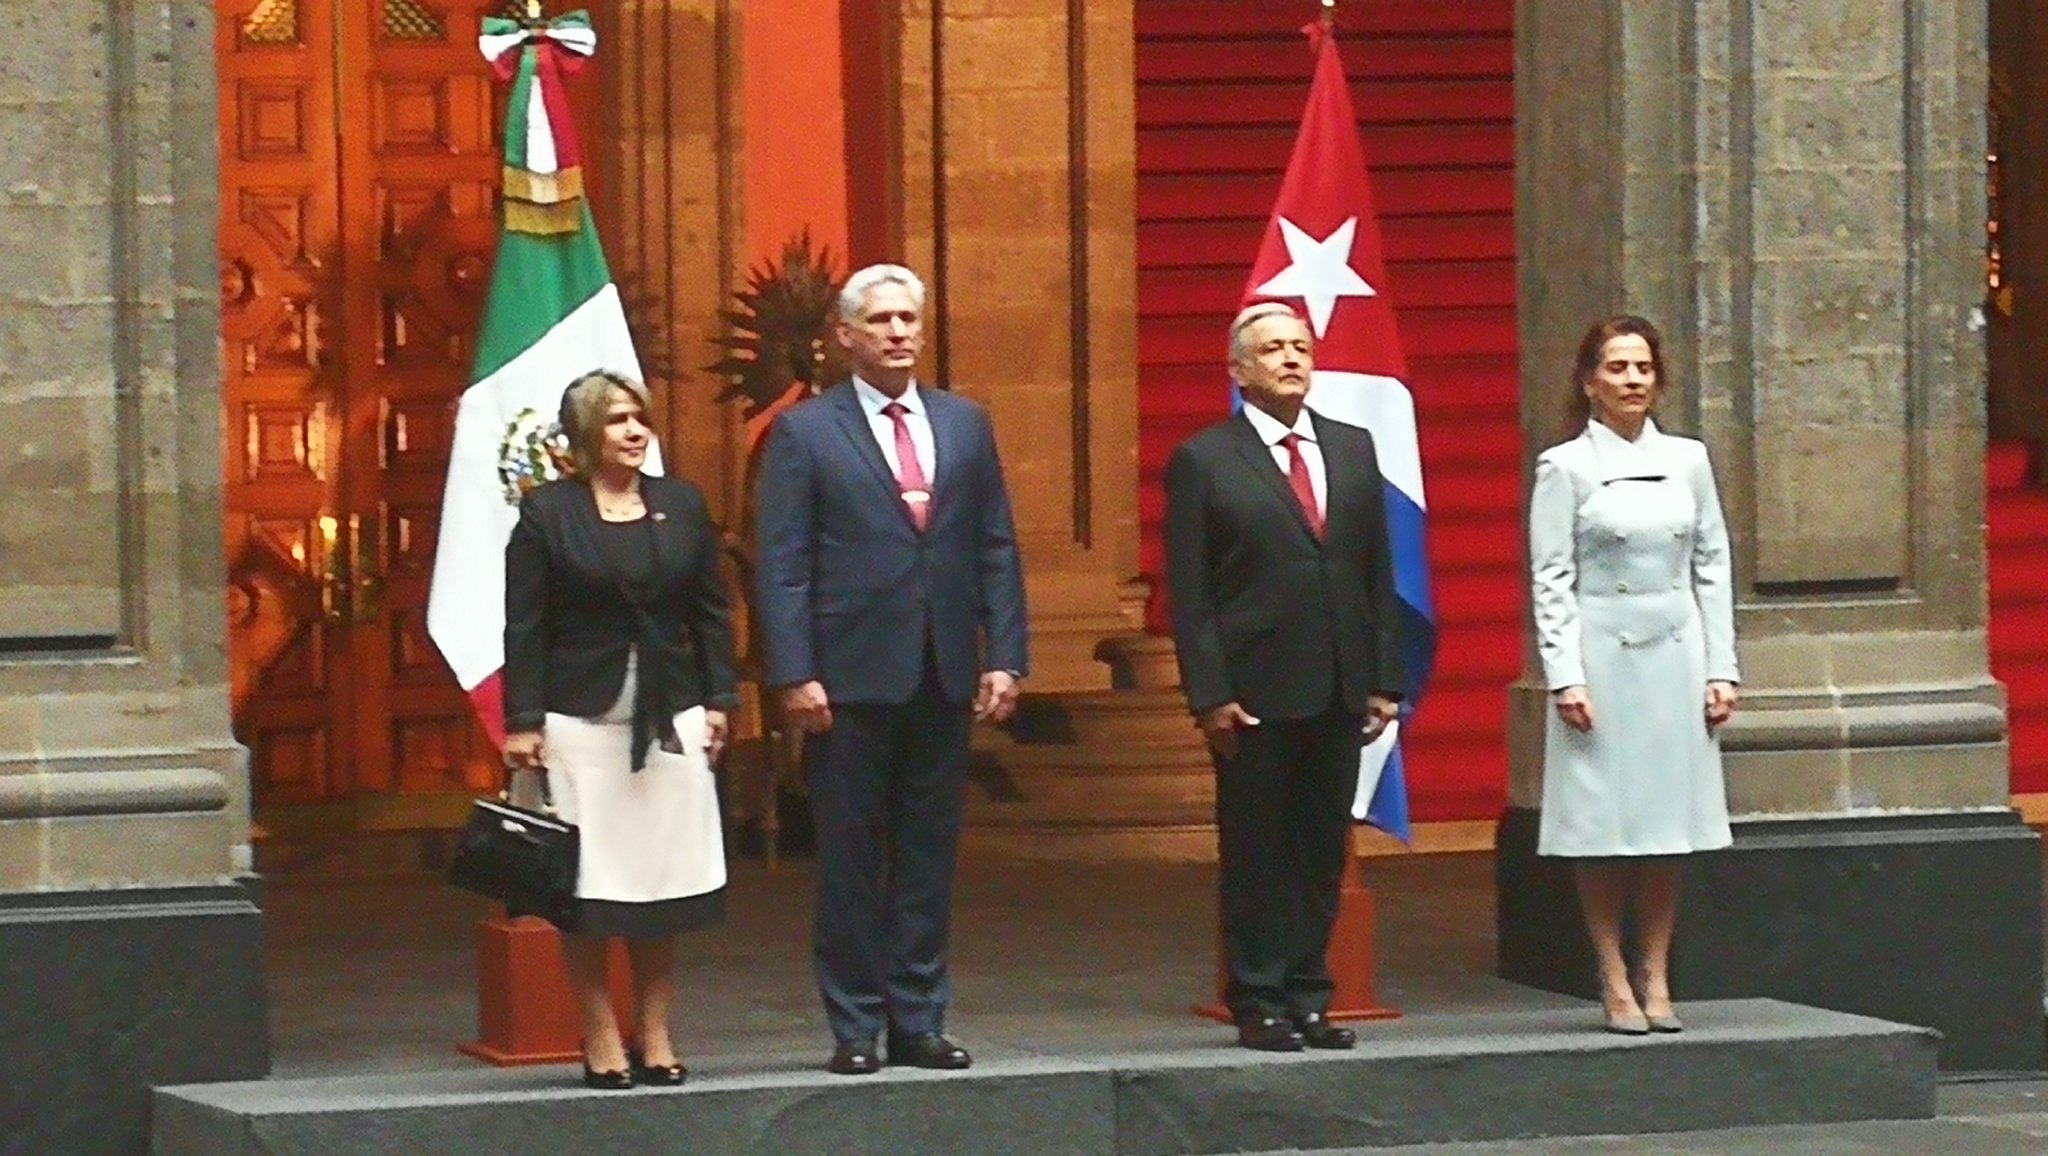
[[998, 741, 1207, 769], [1989, 539, 2048, 597], [1989, 439, 2038, 489], [1988, 489, 2048, 545], [1992, 604, 2048, 660], [151, 1001, 1938, 1156]]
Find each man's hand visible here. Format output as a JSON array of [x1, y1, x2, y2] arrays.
[[975, 670, 1020, 724], [704, 709, 729, 762], [503, 730, 546, 770], [1197, 702, 1262, 760], [1363, 695, 1399, 741], [1705, 680, 1739, 730], [1553, 686, 1594, 733], [779, 680, 833, 734]]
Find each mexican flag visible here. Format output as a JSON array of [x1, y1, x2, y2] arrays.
[[425, 10, 656, 745]]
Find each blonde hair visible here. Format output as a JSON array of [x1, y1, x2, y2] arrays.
[[556, 370, 652, 478]]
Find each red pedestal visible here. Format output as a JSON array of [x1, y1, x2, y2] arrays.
[[459, 915, 636, 1066], [1195, 853, 1403, 1024]]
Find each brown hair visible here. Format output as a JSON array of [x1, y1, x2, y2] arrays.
[[556, 370, 653, 478], [1568, 314, 1668, 428]]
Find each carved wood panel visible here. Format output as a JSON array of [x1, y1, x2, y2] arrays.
[[221, 0, 510, 817], [219, 0, 347, 810], [338, 0, 508, 799]]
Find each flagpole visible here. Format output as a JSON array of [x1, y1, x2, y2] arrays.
[[1320, 0, 1335, 28]]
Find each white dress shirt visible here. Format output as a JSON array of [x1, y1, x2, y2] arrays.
[[1240, 402, 1326, 518], [853, 376, 937, 483]]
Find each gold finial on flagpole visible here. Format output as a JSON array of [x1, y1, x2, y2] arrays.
[[524, 0, 543, 21]]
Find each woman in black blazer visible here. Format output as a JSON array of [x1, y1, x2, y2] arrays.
[[502, 370, 738, 1089]]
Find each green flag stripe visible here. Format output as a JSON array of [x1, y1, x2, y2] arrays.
[[470, 204, 615, 384], [501, 47, 537, 171]]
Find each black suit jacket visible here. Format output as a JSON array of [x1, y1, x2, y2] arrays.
[[753, 381, 1029, 705], [1164, 410, 1406, 719], [503, 475, 739, 734]]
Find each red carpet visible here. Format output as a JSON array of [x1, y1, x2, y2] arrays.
[[1991, 439, 2048, 793]]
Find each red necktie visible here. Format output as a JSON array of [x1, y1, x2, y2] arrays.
[[1281, 433, 1324, 539], [882, 401, 930, 531]]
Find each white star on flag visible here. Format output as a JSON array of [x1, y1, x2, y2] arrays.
[[1252, 216, 1377, 337]]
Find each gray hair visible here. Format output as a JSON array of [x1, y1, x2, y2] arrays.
[[837, 264, 928, 322], [1228, 302, 1308, 376], [557, 370, 652, 478]]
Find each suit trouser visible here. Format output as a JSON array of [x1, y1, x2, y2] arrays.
[[805, 661, 974, 1043], [1213, 702, 1364, 1020]]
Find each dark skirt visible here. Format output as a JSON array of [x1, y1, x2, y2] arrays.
[[552, 886, 726, 940]]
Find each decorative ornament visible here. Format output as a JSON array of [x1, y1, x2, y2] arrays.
[[706, 229, 845, 420], [479, 7, 597, 235], [497, 407, 571, 505]]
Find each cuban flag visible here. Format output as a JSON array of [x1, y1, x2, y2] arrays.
[[1239, 21, 1436, 839]]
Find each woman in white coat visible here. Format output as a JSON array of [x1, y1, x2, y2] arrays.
[[1527, 315, 1739, 1036]]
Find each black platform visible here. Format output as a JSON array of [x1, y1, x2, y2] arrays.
[[153, 1000, 1934, 1156], [1, 883, 267, 1156], [1496, 808, 2047, 1072]]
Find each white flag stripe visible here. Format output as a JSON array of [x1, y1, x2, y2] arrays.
[[548, 27, 597, 54], [423, 284, 651, 690], [524, 80, 559, 174], [1306, 370, 1426, 508], [478, 31, 527, 62], [1353, 718, 1400, 818]]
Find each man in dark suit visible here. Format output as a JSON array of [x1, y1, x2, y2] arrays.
[[754, 264, 1029, 1075], [1164, 301, 1405, 1052]]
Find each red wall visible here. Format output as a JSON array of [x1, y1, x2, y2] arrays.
[[1135, 0, 1519, 821]]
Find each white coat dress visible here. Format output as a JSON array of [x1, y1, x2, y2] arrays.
[[1528, 419, 1738, 857]]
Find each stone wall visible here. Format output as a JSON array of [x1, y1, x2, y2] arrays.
[[895, 0, 1142, 690], [0, 4, 267, 1151], [0, 0, 245, 886]]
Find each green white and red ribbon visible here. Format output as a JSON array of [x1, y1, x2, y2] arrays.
[[479, 11, 596, 234]]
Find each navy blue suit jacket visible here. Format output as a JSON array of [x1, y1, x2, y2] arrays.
[[753, 381, 1029, 705]]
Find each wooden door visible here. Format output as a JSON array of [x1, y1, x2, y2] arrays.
[[221, 0, 508, 827]]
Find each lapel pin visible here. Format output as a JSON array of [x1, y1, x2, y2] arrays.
[[652, 511, 668, 522]]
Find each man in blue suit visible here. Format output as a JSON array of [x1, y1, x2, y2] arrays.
[[754, 264, 1029, 1075]]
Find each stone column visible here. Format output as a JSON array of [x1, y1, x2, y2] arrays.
[[586, 0, 743, 520], [0, 3, 265, 1150], [1501, 0, 2040, 1070], [894, 0, 1142, 693]]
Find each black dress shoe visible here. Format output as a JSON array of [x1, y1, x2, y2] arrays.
[[628, 1051, 688, 1086], [1291, 1012, 1357, 1050], [887, 1032, 973, 1069], [827, 1039, 883, 1076], [581, 1064, 635, 1090], [1235, 1016, 1306, 1052]]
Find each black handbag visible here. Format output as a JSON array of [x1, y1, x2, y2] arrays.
[[447, 772, 579, 924]]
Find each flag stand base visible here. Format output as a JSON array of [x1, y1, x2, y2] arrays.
[[459, 915, 637, 1066], [1194, 839, 1403, 1025]]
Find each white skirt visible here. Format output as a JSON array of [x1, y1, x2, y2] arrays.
[[539, 653, 726, 934]]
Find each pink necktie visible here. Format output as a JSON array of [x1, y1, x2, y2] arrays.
[[882, 401, 930, 531], [1281, 433, 1324, 539]]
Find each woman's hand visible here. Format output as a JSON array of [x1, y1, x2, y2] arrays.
[[1553, 686, 1594, 733], [703, 710, 728, 763], [503, 730, 546, 770], [1705, 680, 1739, 729]]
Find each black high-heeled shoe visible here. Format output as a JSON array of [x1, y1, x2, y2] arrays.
[[628, 1049, 688, 1087], [581, 1063, 635, 1090]]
